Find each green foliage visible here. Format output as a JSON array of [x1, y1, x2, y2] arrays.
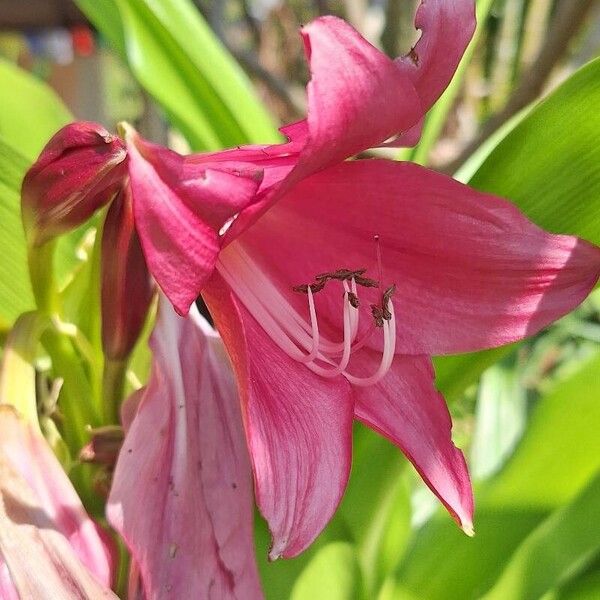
[[0, 137, 35, 328], [76, 0, 278, 150], [0, 59, 72, 160]]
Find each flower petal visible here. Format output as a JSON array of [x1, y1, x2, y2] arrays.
[[203, 274, 354, 559], [0, 406, 115, 597], [107, 298, 262, 599], [220, 17, 423, 242], [234, 159, 600, 355], [352, 353, 473, 531], [126, 130, 220, 315], [297, 16, 421, 171], [396, 0, 476, 115]]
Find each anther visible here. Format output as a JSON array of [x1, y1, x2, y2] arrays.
[[354, 275, 379, 288], [347, 291, 360, 309]]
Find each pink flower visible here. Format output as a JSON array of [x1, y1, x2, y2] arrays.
[[22, 0, 600, 563], [107, 298, 262, 599], [0, 406, 116, 598], [122, 5, 600, 559]]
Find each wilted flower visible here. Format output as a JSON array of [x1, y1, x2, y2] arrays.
[[0, 316, 116, 598]]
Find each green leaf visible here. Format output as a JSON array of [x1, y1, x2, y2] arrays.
[[391, 352, 600, 599], [0, 59, 72, 160], [74, 0, 126, 57], [290, 542, 362, 600], [482, 472, 600, 600], [77, 0, 278, 149], [0, 137, 35, 327], [483, 351, 600, 509], [468, 56, 600, 243]]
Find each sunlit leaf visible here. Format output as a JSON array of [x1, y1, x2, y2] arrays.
[[391, 352, 600, 599], [290, 542, 362, 600], [482, 472, 600, 600], [0, 58, 72, 160], [0, 137, 35, 327], [76, 0, 278, 149]]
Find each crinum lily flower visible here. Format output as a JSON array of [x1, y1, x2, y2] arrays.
[[21, 0, 600, 563], [121, 5, 600, 559]]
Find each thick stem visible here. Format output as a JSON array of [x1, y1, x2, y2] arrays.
[[27, 241, 59, 315]]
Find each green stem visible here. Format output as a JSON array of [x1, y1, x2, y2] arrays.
[[102, 358, 127, 425], [27, 241, 59, 314], [42, 328, 100, 452]]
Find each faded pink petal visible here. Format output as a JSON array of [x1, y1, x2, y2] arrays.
[[203, 275, 354, 559], [126, 129, 261, 314], [0, 406, 115, 597], [233, 160, 600, 356], [396, 0, 476, 116], [22, 121, 127, 245], [352, 353, 473, 531], [107, 297, 262, 599]]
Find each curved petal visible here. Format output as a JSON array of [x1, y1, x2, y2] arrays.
[[352, 353, 473, 531], [396, 0, 476, 115], [233, 160, 600, 355], [222, 17, 422, 242], [297, 16, 421, 171], [126, 130, 219, 315], [107, 299, 262, 599], [203, 274, 354, 559]]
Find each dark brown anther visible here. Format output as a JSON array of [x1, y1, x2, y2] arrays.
[[371, 305, 385, 327], [355, 275, 379, 288], [310, 280, 326, 293], [347, 292, 360, 309], [381, 284, 396, 320], [293, 284, 310, 293]]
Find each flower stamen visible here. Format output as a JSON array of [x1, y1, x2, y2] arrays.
[[216, 242, 397, 387]]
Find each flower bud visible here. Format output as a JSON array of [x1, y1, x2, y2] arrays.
[[22, 121, 127, 245], [101, 184, 154, 360]]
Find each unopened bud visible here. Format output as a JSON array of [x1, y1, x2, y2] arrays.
[[22, 121, 127, 245], [101, 184, 154, 360]]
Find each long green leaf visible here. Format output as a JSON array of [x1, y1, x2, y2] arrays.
[[482, 472, 600, 600], [392, 352, 600, 599], [0, 137, 35, 327], [0, 59, 72, 160], [77, 0, 278, 149]]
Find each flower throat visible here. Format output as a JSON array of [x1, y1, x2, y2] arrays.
[[217, 237, 396, 387]]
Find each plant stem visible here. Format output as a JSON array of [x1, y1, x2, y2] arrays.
[[102, 357, 127, 425]]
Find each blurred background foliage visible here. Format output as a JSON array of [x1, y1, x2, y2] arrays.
[[0, 0, 599, 598]]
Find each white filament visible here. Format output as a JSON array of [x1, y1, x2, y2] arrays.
[[217, 245, 396, 386]]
